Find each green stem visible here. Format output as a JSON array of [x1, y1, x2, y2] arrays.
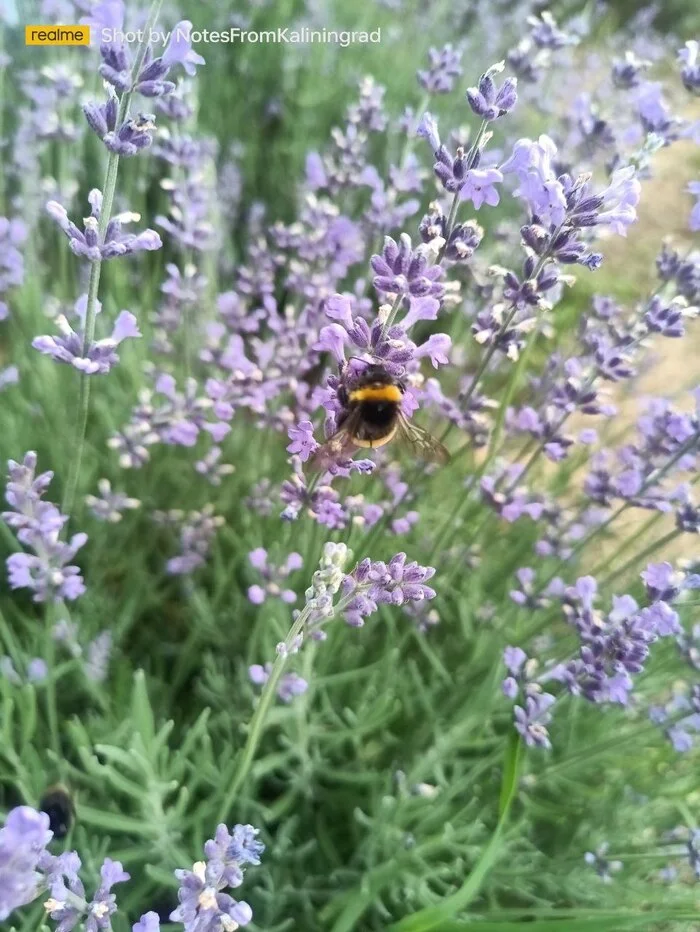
[[44, 604, 61, 768], [216, 609, 308, 823], [61, 0, 163, 517]]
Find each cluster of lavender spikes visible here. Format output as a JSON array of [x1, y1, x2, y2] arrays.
[[0, 806, 263, 932], [3, 453, 86, 603]]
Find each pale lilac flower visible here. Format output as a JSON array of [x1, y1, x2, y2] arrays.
[[33, 309, 141, 375], [466, 62, 518, 121], [0, 366, 19, 391], [0, 807, 53, 920], [501, 135, 566, 225], [154, 507, 224, 575], [171, 822, 262, 932], [0, 656, 21, 684], [596, 166, 641, 236], [161, 21, 206, 77], [85, 479, 140, 522], [195, 447, 235, 487], [46, 193, 161, 262], [340, 553, 436, 628], [679, 41, 700, 94], [514, 689, 556, 748], [248, 664, 309, 703], [133, 913, 160, 932], [460, 168, 504, 208], [417, 44, 462, 95], [287, 421, 318, 462], [247, 549, 302, 605], [3, 453, 87, 603], [0, 216, 27, 320], [82, 859, 129, 932], [27, 659, 48, 683], [416, 112, 440, 152]]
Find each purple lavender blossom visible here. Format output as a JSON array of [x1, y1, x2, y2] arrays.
[[1, 656, 48, 685], [287, 421, 318, 462], [459, 168, 504, 208], [679, 42, 700, 95], [171, 822, 263, 931], [419, 203, 483, 262], [33, 299, 141, 375], [85, 859, 130, 932], [612, 51, 651, 89], [0, 216, 27, 320], [640, 562, 700, 603], [3, 453, 87, 603], [340, 553, 436, 628], [650, 688, 700, 753], [154, 507, 224, 576], [85, 479, 140, 522], [84, 97, 156, 156], [0, 366, 19, 391], [133, 913, 161, 932], [0, 806, 53, 920], [247, 548, 302, 605], [417, 44, 462, 95], [46, 192, 161, 261], [555, 577, 682, 705], [466, 62, 518, 121], [370, 234, 445, 301], [249, 664, 309, 703], [514, 689, 556, 749]]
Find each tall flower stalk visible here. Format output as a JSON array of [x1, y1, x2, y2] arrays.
[[61, 0, 164, 516]]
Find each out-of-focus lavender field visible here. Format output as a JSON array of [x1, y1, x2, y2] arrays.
[[1, 1, 700, 929]]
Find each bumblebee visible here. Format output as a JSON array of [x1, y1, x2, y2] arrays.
[[313, 363, 449, 468], [39, 784, 74, 839]]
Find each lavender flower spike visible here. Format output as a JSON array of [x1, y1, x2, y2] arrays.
[[3, 453, 87, 602], [33, 310, 141, 374], [171, 822, 263, 931], [46, 193, 161, 262], [0, 807, 53, 920], [466, 61, 518, 121]]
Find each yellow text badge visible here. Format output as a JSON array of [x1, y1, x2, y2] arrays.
[[25, 25, 91, 45]]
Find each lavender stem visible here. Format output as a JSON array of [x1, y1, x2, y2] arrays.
[[61, 0, 164, 517]]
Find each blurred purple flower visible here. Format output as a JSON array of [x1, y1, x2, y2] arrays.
[[247, 548, 302, 605], [417, 44, 462, 95], [679, 42, 700, 95], [0, 806, 53, 921]]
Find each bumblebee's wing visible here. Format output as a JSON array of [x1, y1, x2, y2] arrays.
[[310, 410, 362, 470], [396, 412, 450, 464]]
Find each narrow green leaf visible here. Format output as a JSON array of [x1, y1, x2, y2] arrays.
[[131, 669, 156, 749]]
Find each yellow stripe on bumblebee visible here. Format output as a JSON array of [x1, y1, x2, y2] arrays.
[[349, 384, 402, 403]]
